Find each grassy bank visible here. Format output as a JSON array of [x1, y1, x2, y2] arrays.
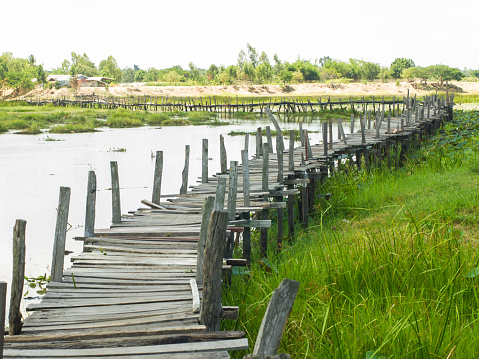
[[0, 102, 221, 134], [224, 110, 479, 358]]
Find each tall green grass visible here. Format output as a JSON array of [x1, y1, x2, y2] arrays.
[[223, 110, 479, 358]]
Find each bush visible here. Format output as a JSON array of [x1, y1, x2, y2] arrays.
[[54, 81, 61, 90]]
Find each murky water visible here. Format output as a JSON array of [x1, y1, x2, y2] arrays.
[[0, 114, 345, 315]]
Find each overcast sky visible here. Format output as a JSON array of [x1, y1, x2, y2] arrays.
[[3, 0, 478, 71]]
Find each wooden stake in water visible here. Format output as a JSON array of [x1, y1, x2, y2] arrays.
[[9, 219, 26, 335], [289, 130, 295, 172], [180, 145, 190, 195], [152, 151, 163, 204], [110, 161, 121, 224], [84, 171, 96, 238], [51, 187, 70, 283], [202, 139, 208, 183]]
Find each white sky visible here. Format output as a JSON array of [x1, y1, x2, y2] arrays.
[[3, 0, 478, 71]]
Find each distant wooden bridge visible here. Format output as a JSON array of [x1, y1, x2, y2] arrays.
[[1, 94, 453, 358]]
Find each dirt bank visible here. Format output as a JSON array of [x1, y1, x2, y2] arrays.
[[11, 81, 479, 100]]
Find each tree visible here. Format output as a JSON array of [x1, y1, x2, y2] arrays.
[[206, 64, 219, 81], [99, 55, 122, 82], [134, 69, 147, 82], [226, 65, 238, 83], [36, 65, 46, 84], [69, 52, 98, 77], [28, 54, 36, 66], [379, 67, 390, 82], [259, 51, 270, 65], [401, 67, 417, 82], [256, 62, 273, 84], [237, 50, 247, 71], [121, 67, 135, 83], [472, 69, 479, 78], [246, 43, 259, 68], [361, 61, 380, 81], [164, 71, 182, 84], [321, 67, 340, 81], [390, 58, 415, 79], [242, 61, 255, 82], [279, 69, 293, 87], [428, 65, 464, 85]]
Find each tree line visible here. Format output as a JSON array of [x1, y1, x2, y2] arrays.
[[1, 44, 476, 92]]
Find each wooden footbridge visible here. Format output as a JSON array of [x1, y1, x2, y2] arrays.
[[1, 94, 453, 358]]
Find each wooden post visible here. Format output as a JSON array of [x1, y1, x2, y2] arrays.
[[0, 281, 6, 356], [200, 210, 228, 331], [322, 122, 328, 156], [244, 133, 249, 151], [196, 196, 215, 285], [260, 143, 270, 258], [265, 126, 274, 153], [305, 130, 313, 159], [289, 130, 295, 172], [202, 139, 208, 183], [152, 151, 164, 204], [110, 161, 121, 224], [328, 120, 333, 150], [266, 107, 284, 183], [180, 145, 190, 195], [227, 161, 238, 221], [84, 171, 96, 238], [360, 115, 366, 144], [253, 279, 300, 356], [256, 127, 263, 158], [242, 150, 251, 264], [214, 176, 227, 210], [9, 220, 26, 335], [220, 135, 227, 174], [51, 187, 70, 283]]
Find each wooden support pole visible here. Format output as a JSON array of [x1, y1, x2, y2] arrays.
[[322, 122, 328, 156], [214, 176, 227, 210], [260, 143, 270, 258], [200, 210, 228, 331], [328, 120, 333, 150], [305, 130, 313, 159], [110, 161, 121, 224], [152, 151, 163, 204], [180, 145, 190, 195], [9, 220, 26, 335], [253, 279, 300, 356], [287, 174, 295, 241], [301, 177, 309, 229], [289, 130, 295, 172], [196, 196, 215, 285], [266, 107, 284, 183], [84, 171, 96, 238], [256, 127, 263, 158], [241, 150, 251, 264], [265, 126, 274, 153], [51, 187, 70, 283], [360, 115, 366, 144], [244, 133, 249, 151], [0, 281, 6, 356], [227, 161, 238, 221], [202, 139, 208, 183], [220, 135, 227, 174]]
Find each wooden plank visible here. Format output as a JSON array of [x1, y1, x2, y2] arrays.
[[3, 338, 249, 356], [190, 279, 200, 313]]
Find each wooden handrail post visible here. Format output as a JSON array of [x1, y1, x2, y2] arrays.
[[110, 161, 121, 224], [152, 151, 163, 204], [202, 139, 208, 183], [220, 135, 227, 174], [200, 210, 228, 331], [180, 145, 190, 195], [265, 126, 273, 153], [0, 281, 6, 357], [84, 171, 96, 238], [9, 220, 26, 335], [241, 150, 251, 264], [253, 279, 300, 356], [289, 130, 294, 172], [196, 196, 215, 285], [51, 187, 70, 283], [227, 161, 238, 221], [260, 143, 270, 258], [256, 127, 263, 158], [214, 176, 227, 210], [322, 122, 328, 156]]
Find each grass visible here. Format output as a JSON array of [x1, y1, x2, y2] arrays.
[[223, 110, 479, 358]]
